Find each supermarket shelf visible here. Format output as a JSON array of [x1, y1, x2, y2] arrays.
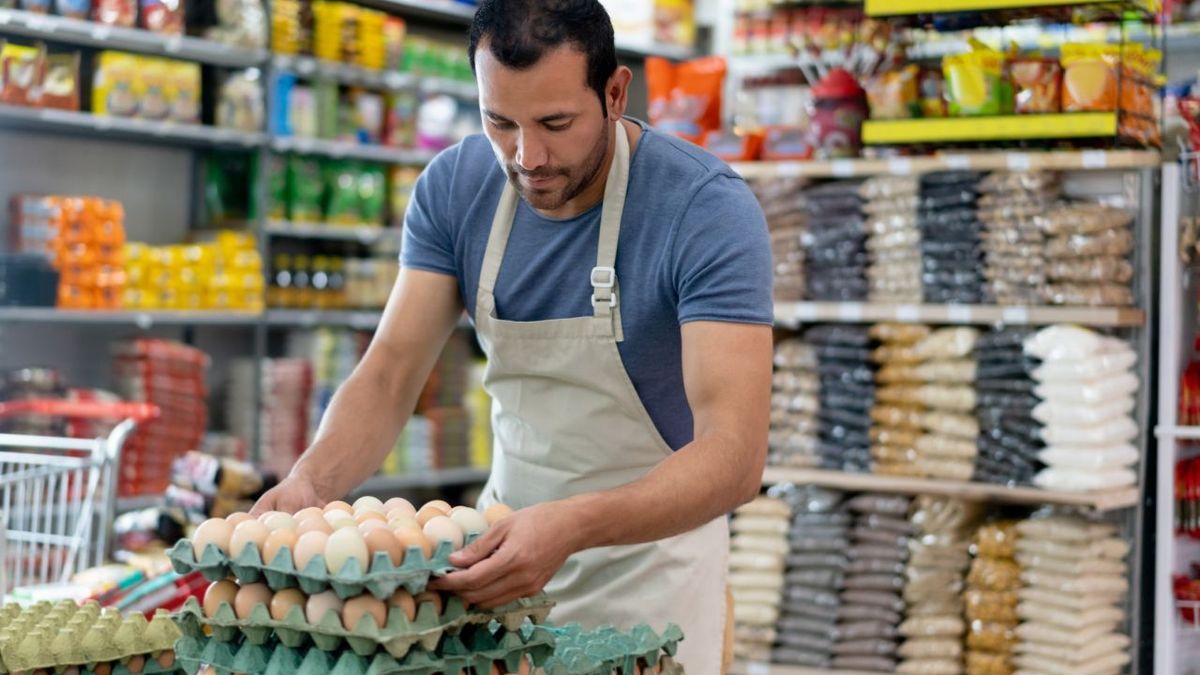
[[265, 309, 383, 330], [865, 0, 1149, 15], [0, 8, 269, 67], [271, 136, 434, 164], [0, 105, 266, 149], [862, 113, 1118, 145], [264, 220, 398, 243], [732, 149, 1160, 180], [272, 55, 478, 98], [353, 468, 491, 494], [0, 307, 261, 327], [115, 495, 160, 513], [773, 302, 1145, 328], [731, 663, 876, 675], [762, 468, 1139, 512], [1156, 426, 1200, 440]]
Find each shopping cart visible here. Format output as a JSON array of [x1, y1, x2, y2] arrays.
[[0, 399, 158, 598]]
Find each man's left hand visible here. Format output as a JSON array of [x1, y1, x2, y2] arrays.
[[430, 501, 583, 608]]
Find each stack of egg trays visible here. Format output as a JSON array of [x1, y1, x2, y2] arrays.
[[771, 484, 848, 669], [973, 328, 1043, 486], [807, 325, 875, 473], [833, 493, 911, 673], [769, 338, 822, 469], [176, 620, 556, 675], [168, 536, 466, 598], [0, 601, 182, 675], [537, 623, 684, 675], [919, 172, 985, 305], [803, 181, 868, 301], [176, 593, 553, 660]]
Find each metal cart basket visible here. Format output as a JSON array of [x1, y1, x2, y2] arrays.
[[0, 399, 157, 597]]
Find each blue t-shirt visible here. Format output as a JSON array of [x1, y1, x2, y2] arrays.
[[401, 119, 773, 450]]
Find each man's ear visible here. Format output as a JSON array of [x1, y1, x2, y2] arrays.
[[607, 66, 633, 119]]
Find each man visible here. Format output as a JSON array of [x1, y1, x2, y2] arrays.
[[252, 0, 772, 670]]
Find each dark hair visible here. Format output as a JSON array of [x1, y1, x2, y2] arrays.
[[468, 0, 619, 116]]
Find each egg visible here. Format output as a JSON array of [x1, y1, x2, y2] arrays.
[[233, 583, 273, 619], [354, 510, 386, 525], [388, 589, 417, 621], [323, 500, 353, 515], [384, 498, 415, 518], [363, 528, 404, 566], [324, 510, 355, 526], [263, 528, 298, 566], [126, 655, 145, 674], [293, 531, 329, 571], [295, 506, 324, 522], [260, 512, 297, 532], [191, 518, 233, 556], [269, 588, 307, 621], [448, 507, 488, 537], [229, 520, 270, 559], [94, 663, 112, 675], [352, 496, 386, 514], [358, 519, 391, 534], [423, 516, 464, 551], [416, 505, 447, 527], [424, 500, 452, 514], [297, 517, 333, 536], [202, 580, 238, 617], [225, 512, 254, 528], [484, 504, 514, 525], [394, 526, 433, 560], [342, 594, 387, 630], [305, 590, 344, 625], [156, 653, 175, 669], [325, 527, 369, 574], [414, 591, 443, 616], [388, 514, 420, 531], [331, 519, 359, 531]]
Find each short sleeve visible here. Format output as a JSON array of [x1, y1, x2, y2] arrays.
[[400, 151, 458, 277], [672, 173, 774, 326]]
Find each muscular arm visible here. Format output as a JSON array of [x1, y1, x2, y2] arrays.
[[437, 320, 771, 605], [252, 268, 463, 512]]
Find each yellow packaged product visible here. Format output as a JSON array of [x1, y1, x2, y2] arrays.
[[138, 56, 171, 121], [92, 51, 139, 117], [866, 64, 919, 120], [943, 43, 1011, 116], [1061, 43, 1120, 113], [168, 61, 201, 124]]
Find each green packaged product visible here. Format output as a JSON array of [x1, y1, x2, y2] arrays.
[[359, 164, 387, 226], [287, 156, 325, 223], [326, 161, 364, 224], [0, 601, 181, 674]]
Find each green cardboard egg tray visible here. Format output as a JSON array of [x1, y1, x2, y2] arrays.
[[168, 536, 479, 599], [0, 601, 181, 674], [176, 594, 554, 659], [537, 624, 684, 675], [175, 622, 557, 675]]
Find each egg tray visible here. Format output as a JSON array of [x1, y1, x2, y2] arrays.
[[168, 536, 479, 599], [174, 622, 557, 675], [0, 601, 181, 674], [176, 593, 554, 659], [537, 623, 684, 675]]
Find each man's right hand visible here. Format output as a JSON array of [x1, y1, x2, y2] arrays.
[[249, 473, 327, 516]]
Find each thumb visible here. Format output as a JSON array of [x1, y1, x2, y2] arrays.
[[450, 523, 506, 568], [248, 490, 276, 518]]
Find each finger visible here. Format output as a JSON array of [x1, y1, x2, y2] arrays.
[[432, 547, 514, 594], [449, 521, 507, 567], [248, 491, 276, 517]]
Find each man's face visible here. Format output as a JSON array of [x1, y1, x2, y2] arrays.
[[476, 42, 610, 213]]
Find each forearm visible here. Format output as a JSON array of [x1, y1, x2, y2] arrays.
[[559, 430, 765, 551]]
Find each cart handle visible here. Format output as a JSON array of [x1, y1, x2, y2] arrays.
[[0, 399, 160, 422]]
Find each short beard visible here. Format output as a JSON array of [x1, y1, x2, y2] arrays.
[[507, 122, 610, 212]]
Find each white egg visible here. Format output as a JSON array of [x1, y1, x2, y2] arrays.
[[352, 496, 386, 514], [448, 507, 488, 537], [324, 526, 369, 575], [423, 516, 465, 551]]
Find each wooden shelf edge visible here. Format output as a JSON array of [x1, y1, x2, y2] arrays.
[[761, 467, 1138, 512], [772, 302, 1144, 328], [732, 150, 1161, 180]]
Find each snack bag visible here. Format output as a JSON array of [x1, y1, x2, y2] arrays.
[[1061, 43, 1119, 112], [93, 51, 139, 117], [168, 61, 201, 124], [943, 43, 1010, 116], [646, 55, 726, 145], [1011, 57, 1061, 114], [55, 0, 91, 18], [919, 67, 947, 117], [0, 43, 43, 107], [40, 52, 81, 111], [138, 57, 172, 121], [93, 0, 136, 26], [866, 64, 919, 119], [140, 0, 185, 34]]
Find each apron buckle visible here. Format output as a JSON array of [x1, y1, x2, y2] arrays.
[[590, 266, 616, 289]]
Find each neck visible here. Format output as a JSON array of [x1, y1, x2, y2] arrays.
[[535, 118, 630, 220]]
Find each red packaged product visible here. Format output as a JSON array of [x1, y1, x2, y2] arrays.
[[93, 0, 136, 27], [140, 0, 184, 35]]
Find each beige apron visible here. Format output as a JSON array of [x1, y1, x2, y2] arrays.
[[474, 122, 729, 673]]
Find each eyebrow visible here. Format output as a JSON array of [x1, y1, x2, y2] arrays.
[[483, 109, 578, 124]]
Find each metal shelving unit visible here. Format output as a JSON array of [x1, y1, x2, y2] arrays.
[[0, 307, 261, 327], [269, 136, 434, 164], [265, 309, 384, 330], [264, 221, 399, 243], [272, 54, 478, 99], [773, 301, 1144, 328], [0, 104, 266, 149], [733, 150, 1160, 180]]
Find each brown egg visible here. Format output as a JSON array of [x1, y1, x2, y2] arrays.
[[229, 520, 270, 559], [388, 514, 420, 531], [484, 504, 514, 525], [305, 590, 344, 625], [354, 510, 386, 525], [323, 500, 353, 515], [63, 667, 81, 675], [423, 500, 452, 514], [224, 512, 254, 528], [416, 505, 447, 527], [234, 583, 273, 619], [262, 528, 298, 566], [517, 656, 532, 675], [414, 591, 443, 617], [394, 526, 433, 560], [488, 664, 501, 675], [342, 594, 387, 630], [297, 517, 333, 536], [358, 519, 391, 535], [295, 507, 324, 522], [293, 531, 329, 571], [125, 655, 145, 674], [269, 588, 307, 621], [423, 516, 465, 551], [156, 652, 175, 668], [93, 663, 112, 675], [202, 580, 238, 617], [384, 498, 416, 519], [363, 528, 404, 566], [387, 589, 417, 622]]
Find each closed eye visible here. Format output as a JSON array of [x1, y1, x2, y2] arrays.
[[545, 122, 571, 132], [488, 118, 516, 130]]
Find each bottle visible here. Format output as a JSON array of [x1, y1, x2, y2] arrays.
[[271, 254, 292, 308], [328, 257, 347, 309], [292, 254, 312, 309], [311, 255, 331, 309]]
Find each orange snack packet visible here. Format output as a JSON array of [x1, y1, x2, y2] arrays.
[[646, 55, 726, 145]]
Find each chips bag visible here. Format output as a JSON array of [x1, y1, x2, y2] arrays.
[[646, 55, 726, 145]]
